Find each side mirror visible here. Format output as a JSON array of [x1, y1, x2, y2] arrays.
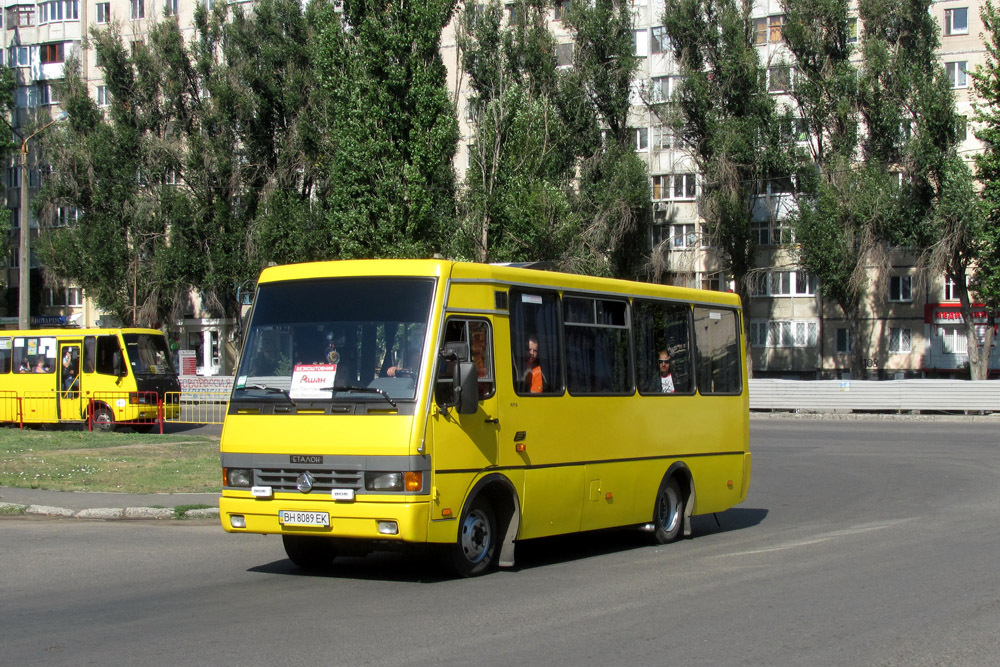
[[437, 342, 479, 415]]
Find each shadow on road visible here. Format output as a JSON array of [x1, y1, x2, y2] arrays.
[[246, 506, 769, 583]]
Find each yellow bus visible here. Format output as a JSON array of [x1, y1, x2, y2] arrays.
[[220, 260, 751, 575], [0, 328, 181, 431]]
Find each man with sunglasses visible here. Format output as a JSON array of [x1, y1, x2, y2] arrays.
[[657, 350, 675, 393]]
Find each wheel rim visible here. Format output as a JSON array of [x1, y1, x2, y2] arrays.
[[459, 508, 492, 564], [658, 484, 681, 533], [94, 409, 113, 430]]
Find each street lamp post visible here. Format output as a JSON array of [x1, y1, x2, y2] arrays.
[[8, 112, 68, 330]]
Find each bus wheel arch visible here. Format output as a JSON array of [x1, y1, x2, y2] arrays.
[[449, 474, 520, 576], [652, 463, 695, 544]]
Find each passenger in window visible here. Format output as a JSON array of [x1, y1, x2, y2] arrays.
[[34, 357, 49, 373], [19, 358, 31, 373], [656, 350, 675, 393], [523, 336, 546, 393]]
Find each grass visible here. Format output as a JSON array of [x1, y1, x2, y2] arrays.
[[0, 425, 221, 494]]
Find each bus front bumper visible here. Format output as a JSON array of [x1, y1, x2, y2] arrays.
[[219, 495, 430, 543]]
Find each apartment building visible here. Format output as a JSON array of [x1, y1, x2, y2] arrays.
[[443, 0, 998, 379], [2, 0, 996, 378]]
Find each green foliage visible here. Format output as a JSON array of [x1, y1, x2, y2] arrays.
[[456, 0, 648, 276], [661, 0, 786, 303]]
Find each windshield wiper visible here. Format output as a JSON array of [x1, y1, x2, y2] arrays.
[[243, 384, 296, 404], [323, 386, 397, 408]]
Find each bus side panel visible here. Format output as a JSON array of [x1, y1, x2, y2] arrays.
[[686, 453, 748, 515], [519, 466, 585, 539]]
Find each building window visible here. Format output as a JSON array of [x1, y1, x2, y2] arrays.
[[8, 46, 29, 67], [754, 14, 785, 45], [888, 327, 912, 353], [889, 275, 912, 302], [836, 328, 852, 353], [46, 286, 82, 306], [944, 276, 957, 301], [555, 43, 573, 68], [650, 76, 682, 103], [752, 219, 795, 245], [633, 127, 648, 151], [634, 29, 648, 57], [956, 116, 968, 142], [749, 320, 818, 348], [652, 173, 696, 200], [96, 85, 109, 107], [54, 206, 79, 227], [96, 2, 110, 23], [651, 26, 669, 54], [701, 272, 727, 292], [652, 124, 674, 150], [847, 17, 859, 43], [164, 0, 178, 16], [768, 66, 793, 93], [6, 6, 36, 28], [750, 270, 816, 297], [671, 224, 696, 248], [946, 61, 968, 88], [39, 42, 65, 64], [553, 0, 570, 21], [130, 0, 144, 19], [944, 8, 969, 36]]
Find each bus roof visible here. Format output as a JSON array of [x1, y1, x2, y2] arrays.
[[257, 259, 742, 309], [1, 328, 166, 337]]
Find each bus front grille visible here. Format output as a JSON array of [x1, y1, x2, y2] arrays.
[[255, 468, 363, 493]]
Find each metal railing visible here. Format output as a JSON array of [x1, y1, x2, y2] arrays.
[[749, 379, 1000, 413], [0, 389, 229, 429]]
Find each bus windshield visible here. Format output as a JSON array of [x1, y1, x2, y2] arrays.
[[123, 333, 176, 376], [234, 278, 435, 403]]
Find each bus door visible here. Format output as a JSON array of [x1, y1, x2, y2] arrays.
[[433, 317, 500, 470], [57, 342, 83, 421]]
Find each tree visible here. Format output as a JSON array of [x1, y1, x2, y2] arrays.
[[312, 0, 459, 259], [783, 0, 903, 378], [968, 1, 1000, 378], [454, 0, 578, 264], [563, 0, 651, 278], [0, 66, 16, 313], [661, 0, 788, 331]]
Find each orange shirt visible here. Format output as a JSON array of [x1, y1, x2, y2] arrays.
[[528, 365, 544, 393]]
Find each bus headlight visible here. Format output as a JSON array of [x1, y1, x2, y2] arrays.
[[226, 468, 253, 487], [365, 472, 402, 491], [364, 472, 423, 492]]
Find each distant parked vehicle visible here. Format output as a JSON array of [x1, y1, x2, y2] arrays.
[[0, 328, 180, 431]]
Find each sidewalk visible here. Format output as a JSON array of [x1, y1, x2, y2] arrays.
[[0, 486, 219, 520]]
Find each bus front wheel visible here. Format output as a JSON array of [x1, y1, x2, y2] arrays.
[[653, 477, 684, 544], [91, 406, 116, 433], [448, 497, 497, 577], [282, 534, 337, 569]]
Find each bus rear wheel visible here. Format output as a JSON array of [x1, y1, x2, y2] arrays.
[[448, 497, 497, 577], [652, 477, 684, 544], [282, 534, 337, 569], [91, 406, 116, 433]]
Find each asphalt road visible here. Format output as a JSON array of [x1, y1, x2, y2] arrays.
[[2, 418, 998, 666]]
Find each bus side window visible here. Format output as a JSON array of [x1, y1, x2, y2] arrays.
[[692, 308, 742, 394], [633, 300, 693, 394], [84, 337, 97, 373], [443, 318, 495, 400], [95, 336, 123, 376], [509, 290, 563, 395], [0, 338, 11, 374]]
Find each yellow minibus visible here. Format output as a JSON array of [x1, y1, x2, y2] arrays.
[[220, 260, 751, 575], [0, 328, 181, 431]]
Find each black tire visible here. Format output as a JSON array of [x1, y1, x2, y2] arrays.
[[92, 406, 116, 433], [282, 534, 337, 569], [448, 496, 498, 577], [652, 477, 685, 544]]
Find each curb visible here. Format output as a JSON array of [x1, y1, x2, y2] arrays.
[[0, 501, 219, 520]]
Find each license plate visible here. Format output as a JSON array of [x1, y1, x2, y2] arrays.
[[279, 510, 330, 527]]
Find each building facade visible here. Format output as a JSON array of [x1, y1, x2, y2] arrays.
[[2, 0, 996, 378]]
